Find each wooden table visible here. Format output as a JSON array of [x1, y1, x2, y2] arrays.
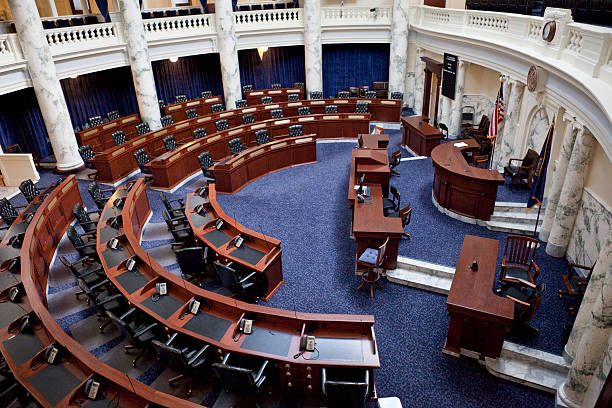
[[444, 235, 514, 359], [162, 95, 223, 123], [431, 139, 504, 221], [211, 135, 317, 194], [245, 87, 304, 105], [401, 116, 443, 157], [360, 133, 389, 149]]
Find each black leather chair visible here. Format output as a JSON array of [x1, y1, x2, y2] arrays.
[[107, 110, 120, 121], [325, 104, 338, 113], [355, 101, 369, 113], [73, 202, 99, 235], [383, 186, 400, 216], [364, 91, 377, 98], [67, 225, 97, 259], [337, 91, 349, 98], [106, 308, 159, 367], [287, 93, 299, 101], [175, 246, 209, 283], [111, 130, 126, 146], [175, 94, 188, 103], [42, 20, 57, 29], [160, 191, 185, 220], [57, 19, 70, 28], [271, 83, 282, 89], [390, 91, 403, 100], [18, 179, 39, 203], [59, 255, 105, 299], [322, 368, 370, 408], [161, 115, 174, 127], [255, 130, 270, 145], [88, 181, 114, 210], [201, 90, 213, 98], [151, 333, 210, 397], [288, 124, 304, 137], [185, 108, 198, 119], [270, 109, 283, 119], [178, 8, 189, 16], [298, 106, 311, 115], [235, 99, 248, 108], [162, 211, 193, 248], [503, 149, 539, 190], [242, 113, 255, 125], [214, 261, 258, 299], [497, 281, 546, 333], [389, 150, 401, 176], [77, 277, 126, 333], [242, 84, 254, 95], [310, 91, 323, 99], [88, 116, 103, 127], [211, 103, 225, 113], [193, 128, 207, 140], [136, 122, 150, 136], [153, 10, 164, 18], [0, 198, 22, 225], [261, 96, 273, 104], [229, 138, 244, 155], [133, 148, 153, 181], [78, 145, 97, 172], [141, 11, 152, 19], [293, 81, 304, 89], [215, 119, 230, 131], [198, 152, 216, 182], [163, 135, 178, 152], [212, 352, 269, 405]]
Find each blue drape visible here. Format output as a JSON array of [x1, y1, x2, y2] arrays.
[[200, 0, 208, 13], [294, 0, 299, 7], [0, 88, 52, 159], [152, 53, 224, 104], [238, 46, 305, 91], [322, 44, 390, 98], [60, 66, 139, 129], [95, 0, 109, 20], [232, 0, 237, 12]]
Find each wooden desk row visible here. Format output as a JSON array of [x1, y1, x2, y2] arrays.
[[211, 135, 317, 194], [147, 113, 369, 190], [94, 179, 380, 399], [245, 87, 304, 106], [76, 113, 140, 152], [431, 139, 504, 221], [0, 176, 196, 408], [162, 95, 223, 123]]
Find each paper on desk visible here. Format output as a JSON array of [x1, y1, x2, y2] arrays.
[[454, 142, 468, 148]]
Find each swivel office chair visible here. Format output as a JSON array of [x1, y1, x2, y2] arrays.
[[270, 109, 284, 119], [133, 149, 154, 182], [389, 150, 402, 176], [106, 308, 159, 367], [185, 108, 198, 119], [88, 115, 103, 127], [18, 179, 39, 203], [390, 91, 403, 100], [355, 101, 369, 113], [497, 281, 546, 333], [161, 115, 174, 127], [88, 181, 114, 210], [255, 130, 270, 145], [201, 90, 213, 98], [325, 105, 338, 114], [322, 368, 370, 408], [107, 110, 120, 121], [287, 93, 299, 101], [77, 277, 126, 333], [212, 352, 269, 407], [160, 191, 185, 220], [67, 225, 97, 259], [111, 130, 126, 146], [235, 99, 248, 108], [0, 198, 23, 225], [211, 103, 225, 113], [293, 82, 304, 89], [270, 83, 282, 89], [175, 246, 209, 283], [215, 119, 230, 132], [175, 94, 188, 103], [364, 91, 377, 98], [228, 138, 244, 155], [309, 91, 323, 100], [193, 128, 207, 140], [198, 151, 216, 182], [288, 124, 304, 137], [242, 84, 254, 95], [298, 106, 311, 115], [163, 135, 178, 152], [261, 96, 273, 104], [337, 91, 349, 98], [73, 202, 99, 235], [242, 113, 255, 125]]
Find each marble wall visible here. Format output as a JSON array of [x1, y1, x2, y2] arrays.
[[461, 94, 493, 128], [405, 71, 415, 109], [567, 188, 612, 267], [526, 107, 551, 152]]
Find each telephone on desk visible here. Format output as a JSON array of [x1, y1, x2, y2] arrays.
[[300, 335, 316, 352], [239, 318, 253, 334]]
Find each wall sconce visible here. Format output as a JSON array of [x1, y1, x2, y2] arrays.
[[257, 47, 268, 60], [169, 56, 179, 63]]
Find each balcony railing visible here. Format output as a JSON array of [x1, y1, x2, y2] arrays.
[[234, 8, 302, 31], [143, 14, 215, 41], [45, 23, 121, 54], [321, 7, 392, 26]]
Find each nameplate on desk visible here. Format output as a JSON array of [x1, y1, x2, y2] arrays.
[[271, 142, 287, 150], [287, 102, 303, 107], [103, 123, 117, 130], [250, 149, 264, 158], [169, 154, 181, 163], [36, 215, 45, 231], [334, 100, 349, 104], [323, 115, 340, 120], [47, 196, 58, 211], [205, 98, 219, 103], [298, 116, 315, 122], [197, 116, 211, 123], [241, 108, 256, 113], [454, 142, 468, 148], [207, 135, 221, 142], [30, 238, 36, 253], [359, 100, 372, 103], [287, 89, 300, 93], [311, 100, 325, 105], [61, 180, 74, 193], [136, 184, 144, 196], [220, 111, 234, 118], [274, 119, 290, 125], [264, 104, 279, 110], [296, 137, 313, 143], [232, 157, 245, 167], [349, 115, 366, 119], [112, 147, 126, 157], [175, 123, 189, 130], [187, 143, 201, 152], [269, 90, 282, 94], [153, 129, 168, 137], [381, 100, 398, 105], [229, 128, 243, 135], [133, 137, 146, 146], [251, 123, 266, 130], [186, 101, 200, 106], [83, 129, 98, 136], [168, 105, 181, 111], [122, 116, 137, 123]]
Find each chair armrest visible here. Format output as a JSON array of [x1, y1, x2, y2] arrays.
[[239, 271, 257, 285], [100, 188, 114, 194], [187, 344, 210, 365], [70, 256, 92, 266], [167, 198, 184, 205], [89, 279, 111, 291], [172, 225, 193, 233], [79, 268, 103, 279], [14, 204, 27, 210], [568, 262, 593, 272], [507, 158, 522, 165], [506, 295, 530, 307], [75, 241, 97, 250], [165, 332, 178, 346], [81, 231, 97, 239], [530, 261, 540, 281], [518, 278, 536, 289], [168, 214, 187, 222], [96, 293, 123, 307], [86, 209, 103, 215], [119, 307, 137, 321], [221, 352, 230, 365], [253, 359, 269, 383], [78, 220, 98, 226], [134, 322, 158, 338]]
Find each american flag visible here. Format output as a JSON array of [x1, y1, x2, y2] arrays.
[[487, 82, 504, 139]]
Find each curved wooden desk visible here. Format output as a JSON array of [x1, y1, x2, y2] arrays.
[[245, 87, 304, 105], [76, 113, 140, 151], [1, 176, 197, 408], [211, 135, 317, 194], [162, 95, 223, 123], [431, 139, 504, 221], [147, 113, 369, 190], [401, 116, 443, 157], [95, 179, 379, 399]]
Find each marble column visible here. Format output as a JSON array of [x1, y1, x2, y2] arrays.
[[565, 240, 612, 361], [546, 129, 595, 257], [539, 114, 579, 242], [303, 0, 322, 97], [439, 96, 451, 129], [9, 0, 84, 172], [492, 79, 525, 171], [118, 0, 161, 130], [448, 60, 468, 139], [558, 263, 612, 408], [214, 0, 242, 109], [413, 48, 425, 116], [582, 330, 612, 407], [388, 0, 409, 99]]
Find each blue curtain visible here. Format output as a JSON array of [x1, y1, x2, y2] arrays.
[[322, 44, 390, 98], [0, 88, 52, 159], [293, 0, 299, 7], [60, 66, 139, 129], [200, 0, 208, 13], [232, 0, 237, 12], [239, 46, 305, 90], [152, 53, 224, 104], [95, 0, 109, 21]]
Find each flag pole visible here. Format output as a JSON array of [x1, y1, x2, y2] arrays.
[[533, 204, 542, 237]]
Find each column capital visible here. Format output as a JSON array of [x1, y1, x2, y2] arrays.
[[563, 110, 576, 124], [458, 59, 470, 70], [572, 120, 585, 134]]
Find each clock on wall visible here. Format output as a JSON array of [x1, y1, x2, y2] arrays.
[[527, 65, 538, 92], [542, 21, 556, 42]]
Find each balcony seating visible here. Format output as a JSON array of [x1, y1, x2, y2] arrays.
[[153, 10, 165, 18], [70, 18, 84, 26], [166, 10, 177, 17]]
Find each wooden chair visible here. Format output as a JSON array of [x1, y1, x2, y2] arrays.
[[399, 204, 412, 240], [383, 186, 400, 216], [503, 149, 539, 190], [497, 280, 546, 333], [559, 262, 595, 314], [389, 150, 401, 176], [463, 115, 489, 139], [500, 235, 540, 287], [356, 237, 389, 298]]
